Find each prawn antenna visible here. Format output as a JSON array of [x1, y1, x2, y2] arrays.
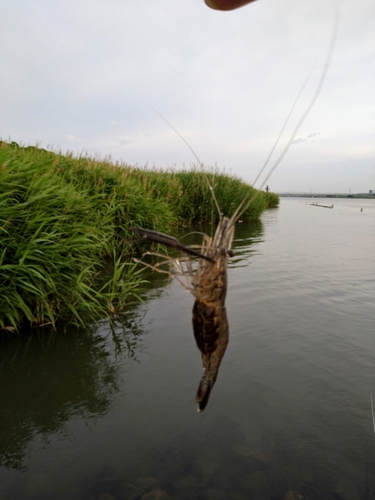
[[147, 105, 222, 218], [233, 1, 339, 224], [251, 63, 316, 187], [256, 2, 339, 193]]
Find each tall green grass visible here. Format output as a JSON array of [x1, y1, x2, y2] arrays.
[[263, 190, 279, 208], [0, 141, 278, 332], [128, 166, 273, 224]]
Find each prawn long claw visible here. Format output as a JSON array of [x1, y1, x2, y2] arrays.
[[130, 226, 214, 263]]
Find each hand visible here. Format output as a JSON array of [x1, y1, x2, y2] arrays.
[[205, 0, 257, 10]]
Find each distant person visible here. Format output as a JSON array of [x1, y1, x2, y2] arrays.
[[205, 0, 257, 10]]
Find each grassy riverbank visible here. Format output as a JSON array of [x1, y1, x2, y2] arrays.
[[0, 141, 278, 332]]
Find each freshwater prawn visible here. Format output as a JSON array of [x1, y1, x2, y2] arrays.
[[131, 159, 257, 412], [130, 8, 338, 412], [131, 201, 240, 411]]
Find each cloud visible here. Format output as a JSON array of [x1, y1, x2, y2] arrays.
[[65, 135, 86, 144], [292, 137, 308, 145], [1, 0, 374, 192], [117, 138, 133, 146], [292, 133, 321, 144]]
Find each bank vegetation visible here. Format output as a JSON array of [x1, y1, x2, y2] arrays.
[[0, 141, 279, 332]]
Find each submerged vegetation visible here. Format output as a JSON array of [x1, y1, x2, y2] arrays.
[[0, 141, 278, 332]]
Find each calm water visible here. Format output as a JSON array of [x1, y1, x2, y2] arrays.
[[1, 198, 374, 500]]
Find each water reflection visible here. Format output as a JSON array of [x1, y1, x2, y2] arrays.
[[0, 310, 147, 471], [0, 219, 263, 473], [231, 219, 264, 266]]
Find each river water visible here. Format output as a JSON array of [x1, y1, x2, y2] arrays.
[[1, 198, 374, 500]]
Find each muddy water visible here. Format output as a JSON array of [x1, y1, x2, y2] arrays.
[[1, 198, 374, 500]]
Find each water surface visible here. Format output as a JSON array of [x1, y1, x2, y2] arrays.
[[1, 198, 374, 500]]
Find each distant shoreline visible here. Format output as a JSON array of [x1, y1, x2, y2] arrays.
[[278, 193, 375, 199]]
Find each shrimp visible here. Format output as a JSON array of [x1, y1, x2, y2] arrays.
[[131, 9, 338, 411], [190, 216, 234, 412], [130, 194, 255, 412], [130, 218, 233, 412]]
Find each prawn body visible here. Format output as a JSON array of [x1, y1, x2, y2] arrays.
[[131, 215, 235, 412], [191, 216, 234, 411]]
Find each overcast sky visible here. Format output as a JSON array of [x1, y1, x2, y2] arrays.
[[1, 0, 374, 192]]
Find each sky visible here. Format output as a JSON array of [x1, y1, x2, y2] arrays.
[[1, 0, 374, 193]]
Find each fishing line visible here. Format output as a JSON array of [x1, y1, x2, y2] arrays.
[[147, 105, 223, 218]]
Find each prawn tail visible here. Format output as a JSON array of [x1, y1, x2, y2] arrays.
[[193, 300, 229, 412], [196, 374, 214, 413]]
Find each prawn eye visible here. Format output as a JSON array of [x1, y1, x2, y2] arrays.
[[227, 250, 234, 257]]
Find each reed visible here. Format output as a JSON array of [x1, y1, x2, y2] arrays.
[[263, 190, 280, 209], [0, 142, 154, 331], [130, 166, 274, 224], [0, 141, 278, 332]]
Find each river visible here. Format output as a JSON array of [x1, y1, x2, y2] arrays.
[[1, 198, 374, 500]]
